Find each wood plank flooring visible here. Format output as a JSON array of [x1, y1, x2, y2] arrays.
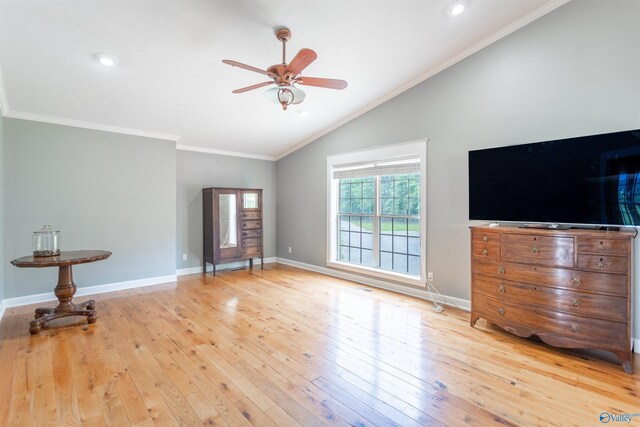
[[0, 263, 638, 426]]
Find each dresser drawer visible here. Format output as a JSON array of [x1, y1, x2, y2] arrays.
[[242, 246, 262, 257], [577, 254, 627, 274], [577, 237, 629, 255], [241, 229, 263, 238], [473, 293, 627, 349], [242, 238, 262, 247], [240, 211, 261, 220], [242, 220, 262, 230], [472, 241, 500, 259], [473, 259, 628, 296], [473, 275, 627, 322], [472, 230, 499, 244], [501, 234, 574, 268]]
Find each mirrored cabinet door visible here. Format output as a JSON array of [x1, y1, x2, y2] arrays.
[[218, 193, 238, 248]]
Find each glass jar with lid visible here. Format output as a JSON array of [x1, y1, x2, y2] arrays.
[[32, 225, 60, 257]]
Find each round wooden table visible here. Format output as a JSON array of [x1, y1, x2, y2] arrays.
[[11, 250, 112, 334]]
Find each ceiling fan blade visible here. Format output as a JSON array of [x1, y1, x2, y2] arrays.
[[223, 60, 269, 76], [295, 76, 348, 90], [232, 81, 275, 94], [285, 49, 317, 76]]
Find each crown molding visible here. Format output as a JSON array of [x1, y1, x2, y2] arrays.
[[274, 0, 571, 160], [176, 144, 277, 161], [4, 110, 181, 142]]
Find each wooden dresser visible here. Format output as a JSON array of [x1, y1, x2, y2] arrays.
[[470, 225, 635, 373], [203, 187, 263, 276]]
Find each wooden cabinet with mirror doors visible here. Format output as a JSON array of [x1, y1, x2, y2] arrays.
[[203, 188, 263, 275]]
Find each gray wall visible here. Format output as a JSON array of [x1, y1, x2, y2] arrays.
[[276, 0, 640, 300], [3, 118, 176, 298], [0, 113, 4, 304], [176, 150, 276, 270]]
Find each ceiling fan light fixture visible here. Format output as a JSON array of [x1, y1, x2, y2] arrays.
[[264, 85, 306, 110]]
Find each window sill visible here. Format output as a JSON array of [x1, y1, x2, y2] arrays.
[[326, 261, 426, 287]]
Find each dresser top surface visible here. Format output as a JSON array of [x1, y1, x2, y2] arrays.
[[470, 224, 636, 239]]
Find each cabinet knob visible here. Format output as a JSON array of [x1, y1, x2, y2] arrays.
[[498, 307, 505, 316], [498, 266, 505, 275], [571, 276, 581, 286], [598, 262, 606, 270], [498, 285, 505, 294], [571, 299, 580, 308], [530, 247, 539, 255], [482, 249, 488, 257], [570, 324, 580, 334], [482, 236, 488, 242], [598, 244, 605, 252]]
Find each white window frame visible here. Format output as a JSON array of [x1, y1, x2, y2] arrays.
[[326, 139, 428, 287]]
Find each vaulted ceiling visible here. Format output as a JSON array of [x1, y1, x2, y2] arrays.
[[0, 0, 566, 160]]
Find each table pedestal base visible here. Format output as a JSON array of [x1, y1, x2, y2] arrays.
[[29, 265, 97, 335]]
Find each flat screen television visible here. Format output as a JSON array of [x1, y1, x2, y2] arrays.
[[468, 129, 640, 226]]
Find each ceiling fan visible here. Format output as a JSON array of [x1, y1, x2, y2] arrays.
[[223, 27, 348, 111]]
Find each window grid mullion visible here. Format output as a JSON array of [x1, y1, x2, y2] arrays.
[[373, 176, 380, 267]]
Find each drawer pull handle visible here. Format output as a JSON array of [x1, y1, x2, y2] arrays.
[[482, 249, 488, 256], [598, 262, 606, 270], [598, 244, 605, 252], [498, 285, 505, 294], [571, 276, 581, 286], [570, 324, 580, 334], [530, 247, 539, 255], [482, 236, 488, 242], [571, 299, 580, 308], [498, 307, 505, 316], [498, 266, 505, 275]]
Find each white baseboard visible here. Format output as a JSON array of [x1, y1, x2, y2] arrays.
[[1, 274, 177, 311], [276, 257, 471, 311], [177, 257, 276, 277], [0, 300, 6, 322], [634, 338, 639, 354]]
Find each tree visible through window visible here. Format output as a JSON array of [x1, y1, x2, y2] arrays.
[[338, 173, 421, 276]]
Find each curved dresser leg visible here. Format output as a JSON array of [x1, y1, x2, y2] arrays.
[[614, 351, 633, 374]]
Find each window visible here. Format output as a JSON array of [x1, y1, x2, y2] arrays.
[[327, 141, 427, 286]]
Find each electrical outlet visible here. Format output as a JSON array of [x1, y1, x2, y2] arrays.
[[182, 253, 188, 261], [288, 246, 292, 254], [428, 272, 434, 281]]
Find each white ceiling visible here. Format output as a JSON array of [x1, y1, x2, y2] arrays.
[[0, 0, 565, 160]]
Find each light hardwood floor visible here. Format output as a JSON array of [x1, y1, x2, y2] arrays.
[[0, 264, 638, 426]]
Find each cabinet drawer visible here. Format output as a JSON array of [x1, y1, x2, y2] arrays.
[[472, 230, 499, 244], [473, 275, 627, 322], [242, 220, 262, 230], [473, 293, 627, 349], [242, 238, 262, 247], [577, 237, 629, 255], [501, 234, 574, 268], [472, 241, 500, 259], [242, 229, 262, 238], [240, 211, 261, 220], [242, 247, 262, 257], [577, 254, 627, 274], [473, 259, 628, 296]]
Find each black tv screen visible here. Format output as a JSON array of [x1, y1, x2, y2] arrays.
[[468, 129, 640, 226]]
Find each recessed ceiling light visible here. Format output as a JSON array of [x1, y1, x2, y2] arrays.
[[449, 1, 466, 16], [93, 53, 117, 67]]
